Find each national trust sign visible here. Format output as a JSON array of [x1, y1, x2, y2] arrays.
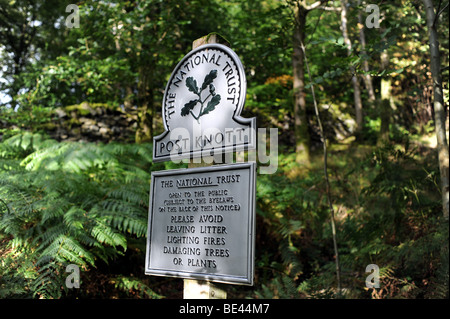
[[153, 43, 256, 162]]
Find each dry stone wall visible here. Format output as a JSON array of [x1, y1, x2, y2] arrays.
[[49, 102, 137, 143]]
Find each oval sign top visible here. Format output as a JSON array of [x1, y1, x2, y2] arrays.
[[154, 44, 255, 162]]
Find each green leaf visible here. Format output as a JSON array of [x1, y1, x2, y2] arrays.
[[201, 70, 218, 90], [200, 94, 221, 116], [181, 99, 198, 116], [381, 27, 392, 39], [186, 77, 198, 94]]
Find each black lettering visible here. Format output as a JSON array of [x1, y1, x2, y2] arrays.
[[227, 96, 236, 104], [228, 87, 236, 95], [201, 53, 209, 64]]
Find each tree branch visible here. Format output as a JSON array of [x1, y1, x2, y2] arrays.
[[434, 1, 449, 26], [306, 0, 331, 44], [320, 6, 341, 11], [305, 1, 323, 11]]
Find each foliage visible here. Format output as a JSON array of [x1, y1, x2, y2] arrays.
[[111, 275, 164, 299], [1, 0, 448, 300], [250, 143, 447, 299], [0, 132, 162, 298]]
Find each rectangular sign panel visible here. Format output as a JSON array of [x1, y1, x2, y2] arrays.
[[145, 162, 256, 285]]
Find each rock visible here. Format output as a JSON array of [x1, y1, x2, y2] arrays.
[[80, 102, 95, 115], [45, 103, 136, 142], [79, 117, 95, 125], [54, 108, 67, 118], [89, 124, 99, 132], [99, 127, 110, 136]]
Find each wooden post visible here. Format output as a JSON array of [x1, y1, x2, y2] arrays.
[[184, 279, 227, 299], [183, 33, 229, 299], [192, 32, 230, 49]]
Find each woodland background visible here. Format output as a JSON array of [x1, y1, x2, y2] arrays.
[[0, 0, 448, 299]]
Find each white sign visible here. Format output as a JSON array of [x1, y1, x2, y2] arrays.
[[153, 44, 256, 162], [145, 163, 256, 285]]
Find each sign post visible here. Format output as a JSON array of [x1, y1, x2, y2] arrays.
[[145, 34, 256, 299], [187, 34, 234, 299]]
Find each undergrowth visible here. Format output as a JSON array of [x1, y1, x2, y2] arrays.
[[250, 139, 448, 299], [1, 131, 448, 299], [0, 131, 167, 298]]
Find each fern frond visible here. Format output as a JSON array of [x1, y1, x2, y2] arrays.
[[93, 202, 147, 237], [38, 233, 95, 267], [255, 274, 300, 299], [34, 224, 67, 250], [63, 206, 88, 230], [1, 133, 155, 298], [21, 141, 116, 173], [111, 276, 164, 299], [31, 259, 64, 299], [91, 221, 127, 251], [3, 132, 49, 152]]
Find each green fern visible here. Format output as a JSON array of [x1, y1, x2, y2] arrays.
[[31, 258, 65, 299], [111, 276, 164, 299], [0, 132, 155, 298], [255, 274, 299, 299]]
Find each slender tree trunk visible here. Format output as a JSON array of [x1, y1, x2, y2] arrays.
[[422, 0, 449, 220], [300, 39, 342, 296], [357, 0, 376, 101], [378, 50, 391, 144], [341, 0, 363, 133], [135, 68, 153, 143], [123, 86, 134, 112], [293, 4, 311, 164]]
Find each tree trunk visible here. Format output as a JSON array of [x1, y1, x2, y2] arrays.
[[341, 0, 363, 133], [422, 0, 449, 220], [135, 69, 153, 143], [293, 4, 311, 164], [301, 38, 342, 295], [357, 1, 376, 102], [134, 45, 156, 144], [123, 86, 134, 113], [378, 50, 392, 144]]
